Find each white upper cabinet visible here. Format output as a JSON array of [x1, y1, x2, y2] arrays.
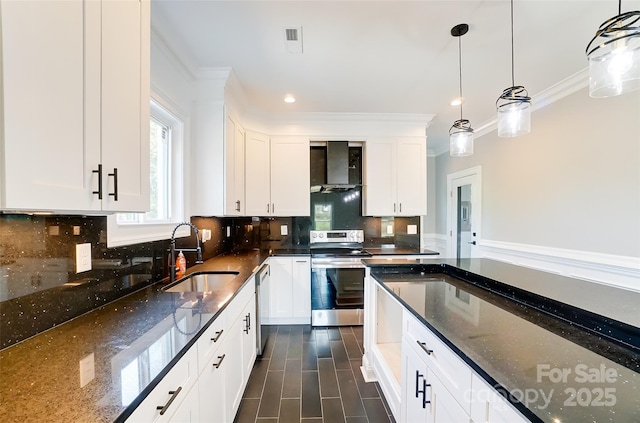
[[245, 135, 310, 217], [224, 115, 245, 215], [192, 104, 247, 217], [244, 131, 271, 216], [364, 137, 426, 216], [270, 137, 310, 216], [0, 0, 150, 213]]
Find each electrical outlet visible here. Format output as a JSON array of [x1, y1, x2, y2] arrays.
[[280, 225, 288, 236], [76, 243, 92, 273], [201, 229, 211, 243], [49, 226, 59, 236], [407, 224, 418, 235], [73, 226, 81, 235], [226, 226, 231, 237], [79, 353, 95, 388], [386, 225, 393, 235]]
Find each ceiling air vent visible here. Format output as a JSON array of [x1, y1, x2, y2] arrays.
[[284, 26, 303, 54]]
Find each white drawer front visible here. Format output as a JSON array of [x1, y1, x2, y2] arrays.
[[403, 310, 472, 414], [225, 279, 255, 324], [127, 347, 198, 423], [196, 310, 227, 374]]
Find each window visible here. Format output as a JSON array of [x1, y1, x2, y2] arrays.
[[314, 204, 332, 230], [117, 113, 172, 224], [107, 96, 187, 247]]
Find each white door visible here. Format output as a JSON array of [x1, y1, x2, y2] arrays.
[[447, 167, 482, 259], [291, 257, 311, 321], [1, 0, 100, 212], [270, 137, 310, 216], [244, 131, 271, 216], [224, 115, 245, 215], [268, 257, 293, 319], [100, 0, 150, 212], [364, 139, 396, 216], [396, 138, 427, 216]]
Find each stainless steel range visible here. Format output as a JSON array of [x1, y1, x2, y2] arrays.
[[310, 229, 371, 326]]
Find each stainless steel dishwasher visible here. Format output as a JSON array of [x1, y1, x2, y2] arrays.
[[255, 263, 270, 355]]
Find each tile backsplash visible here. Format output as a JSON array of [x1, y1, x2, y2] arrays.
[[0, 213, 419, 349]]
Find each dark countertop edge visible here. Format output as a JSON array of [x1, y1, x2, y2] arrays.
[[114, 253, 265, 422], [364, 247, 439, 256], [365, 260, 640, 352], [372, 276, 544, 423], [367, 261, 640, 423]]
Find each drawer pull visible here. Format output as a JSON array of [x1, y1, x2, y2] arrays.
[[211, 330, 224, 342], [422, 380, 431, 408], [213, 354, 226, 368], [156, 386, 182, 415], [417, 340, 433, 355]]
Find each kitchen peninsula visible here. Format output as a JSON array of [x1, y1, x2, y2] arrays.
[[361, 258, 640, 423]]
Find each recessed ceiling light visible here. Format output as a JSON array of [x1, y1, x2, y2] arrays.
[[284, 95, 296, 103], [450, 98, 462, 106]]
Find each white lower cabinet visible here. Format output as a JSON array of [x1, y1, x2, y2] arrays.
[[126, 279, 257, 423], [266, 256, 310, 324], [126, 347, 199, 423], [470, 374, 528, 423], [364, 276, 529, 423]]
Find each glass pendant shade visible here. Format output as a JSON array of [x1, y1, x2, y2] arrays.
[[449, 23, 473, 157], [450, 119, 474, 157], [496, 0, 531, 138], [497, 86, 531, 137], [586, 8, 640, 98]]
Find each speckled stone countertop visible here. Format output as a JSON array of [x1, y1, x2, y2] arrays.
[[364, 246, 439, 256], [364, 258, 640, 423], [0, 250, 268, 423]]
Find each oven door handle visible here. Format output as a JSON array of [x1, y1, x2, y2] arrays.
[[311, 261, 366, 269]]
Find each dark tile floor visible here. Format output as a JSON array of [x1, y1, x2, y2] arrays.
[[234, 325, 396, 423]]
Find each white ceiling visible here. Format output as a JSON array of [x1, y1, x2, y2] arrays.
[[151, 0, 639, 153]]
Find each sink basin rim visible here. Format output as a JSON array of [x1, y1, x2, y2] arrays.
[[163, 270, 240, 292]]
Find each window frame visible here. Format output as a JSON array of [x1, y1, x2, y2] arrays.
[[106, 95, 189, 247]]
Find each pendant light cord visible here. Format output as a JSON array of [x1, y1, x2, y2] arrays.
[[510, 0, 515, 87], [458, 35, 463, 120]]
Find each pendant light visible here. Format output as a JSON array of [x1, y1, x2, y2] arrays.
[[450, 23, 474, 157], [586, 0, 640, 98], [496, 0, 531, 138]]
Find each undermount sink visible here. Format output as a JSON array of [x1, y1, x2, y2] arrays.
[[164, 271, 240, 293]]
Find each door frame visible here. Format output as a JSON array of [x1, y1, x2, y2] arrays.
[[447, 166, 482, 259]]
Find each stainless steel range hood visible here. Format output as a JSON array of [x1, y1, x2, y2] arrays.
[[310, 141, 358, 193]]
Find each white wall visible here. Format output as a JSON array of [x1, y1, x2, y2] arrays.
[[433, 87, 640, 289]]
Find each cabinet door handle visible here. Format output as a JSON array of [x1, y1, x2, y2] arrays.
[[393, 203, 396, 213], [272, 203, 275, 214], [92, 164, 103, 199], [243, 313, 250, 333], [267, 203, 270, 213], [422, 380, 431, 408], [156, 386, 182, 415], [417, 340, 433, 355], [415, 370, 424, 398], [108, 168, 118, 201], [399, 203, 402, 213], [236, 200, 241, 212], [213, 354, 226, 368], [211, 330, 223, 342]]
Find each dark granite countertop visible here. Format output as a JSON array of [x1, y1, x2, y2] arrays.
[[0, 250, 267, 423], [364, 246, 439, 256], [268, 247, 311, 256], [364, 258, 640, 423]]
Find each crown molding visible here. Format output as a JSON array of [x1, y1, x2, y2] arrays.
[[474, 67, 589, 139]]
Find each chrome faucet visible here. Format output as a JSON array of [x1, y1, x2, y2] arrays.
[[169, 222, 204, 284]]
